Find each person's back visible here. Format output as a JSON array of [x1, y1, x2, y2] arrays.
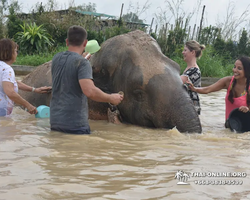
[[50, 25, 124, 134], [50, 51, 92, 132]]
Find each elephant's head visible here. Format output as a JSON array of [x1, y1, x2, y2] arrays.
[[89, 30, 202, 133]]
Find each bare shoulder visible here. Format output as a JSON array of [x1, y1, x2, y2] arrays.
[[209, 76, 232, 89], [220, 76, 232, 88]]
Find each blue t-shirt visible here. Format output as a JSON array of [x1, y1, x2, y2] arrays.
[[50, 51, 93, 129]]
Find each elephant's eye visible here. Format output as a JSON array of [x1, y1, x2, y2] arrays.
[[101, 68, 105, 75], [133, 89, 145, 102]]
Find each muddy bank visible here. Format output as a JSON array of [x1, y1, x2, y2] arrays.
[[12, 65, 36, 75], [201, 77, 220, 86]]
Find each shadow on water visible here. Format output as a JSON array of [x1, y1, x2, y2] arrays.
[[0, 90, 250, 199]]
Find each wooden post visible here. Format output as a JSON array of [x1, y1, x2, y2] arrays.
[[192, 24, 196, 40], [159, 25, 163, 38], [207, 25, 212, 44], [149, 18, 154, 34], [164, 23, 168, 38], [196, 26, 200, 40], [198, 5, 206, 41], [187, 26, 191, 40], [180, 20, 183, 29], [155, 25, 158, 34], [118, 3, 124, 27], [175, 18, 179, 29], [184, 18, 188, 31], [119, 3, 124, 19], [165, 23, 168, 37]]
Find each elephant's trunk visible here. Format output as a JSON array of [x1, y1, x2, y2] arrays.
[[169, 96, 202, 133], [150, 93, 202, 133], [146, 73, 202, 133]]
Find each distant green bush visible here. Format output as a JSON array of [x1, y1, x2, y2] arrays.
[[15, 22, 54, 55], [15, 43, 234, 78], [15, 46, 67, 66]]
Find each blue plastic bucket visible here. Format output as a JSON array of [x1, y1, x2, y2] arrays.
[[35, 105, 50, 118]]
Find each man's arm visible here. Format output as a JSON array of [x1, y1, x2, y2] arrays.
[[79, 79, 123, 105]]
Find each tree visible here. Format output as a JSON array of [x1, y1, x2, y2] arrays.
[[225, 39, 238, 61], [154, 0, 202, 29], [6, 1, 22, 39], [215, 1, 250, 40], [238, 28, 249, 56], [71, 2, 97, 12], [213, 34, 225, 54], [199, 26, 220, 45], [122, 12, 143, 23], [0, 0, 8, 38], [123, 1, 150, 23], [38, 2, 44, 14]]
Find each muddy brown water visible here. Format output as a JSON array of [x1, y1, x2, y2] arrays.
[[1, 77, 250, 199]]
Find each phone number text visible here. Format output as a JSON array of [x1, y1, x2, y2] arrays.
[[194, 179, 243, 185]]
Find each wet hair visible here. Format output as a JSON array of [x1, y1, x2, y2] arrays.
[[67, 25, 87, 46], [185, 40, 206, 58], [0, 38, 18, 62], [228, 56, 250, 106]]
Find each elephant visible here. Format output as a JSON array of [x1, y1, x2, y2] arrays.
[[19, 30, 202, 133]]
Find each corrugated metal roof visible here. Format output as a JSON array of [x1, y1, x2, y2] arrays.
[[74, 10, 149, 26], [124, 21, 150, 26], [75, 10, 117, 19]]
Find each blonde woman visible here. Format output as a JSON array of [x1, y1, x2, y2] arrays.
[[181, 40, 206, 115]]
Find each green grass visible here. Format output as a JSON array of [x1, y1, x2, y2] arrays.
[[14, 46, 67, 66], [14, 45, 235, 78]]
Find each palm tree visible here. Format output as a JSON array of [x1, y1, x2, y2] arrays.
[[182, 173, 190, 182], [174, 170, 183, 181]]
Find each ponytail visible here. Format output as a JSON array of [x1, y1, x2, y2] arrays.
[[246, 78, 250, 107]]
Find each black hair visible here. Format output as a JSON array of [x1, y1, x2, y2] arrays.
[[228, 56, 250, 106]]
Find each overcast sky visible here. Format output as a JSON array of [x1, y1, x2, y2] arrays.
[[18, 0, 250, 29]]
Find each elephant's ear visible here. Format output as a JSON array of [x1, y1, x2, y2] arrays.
[[92, 66, 111, 93]]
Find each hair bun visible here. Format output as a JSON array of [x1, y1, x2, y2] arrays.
[[200, 45, 206, 50]]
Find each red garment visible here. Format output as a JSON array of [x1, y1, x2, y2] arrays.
[[225, 76, 247, 120]]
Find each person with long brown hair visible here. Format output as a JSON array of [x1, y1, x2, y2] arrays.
[[187, 56, 250, 127], [0, 38, 51, 117]]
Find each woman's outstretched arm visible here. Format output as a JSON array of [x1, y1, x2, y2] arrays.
[[187, 76, 232, 94]]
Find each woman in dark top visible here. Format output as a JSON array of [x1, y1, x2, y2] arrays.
[[180, 40, 205, 115]]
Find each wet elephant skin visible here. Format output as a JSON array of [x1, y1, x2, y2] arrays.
[[19, 30, 202, 133]]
